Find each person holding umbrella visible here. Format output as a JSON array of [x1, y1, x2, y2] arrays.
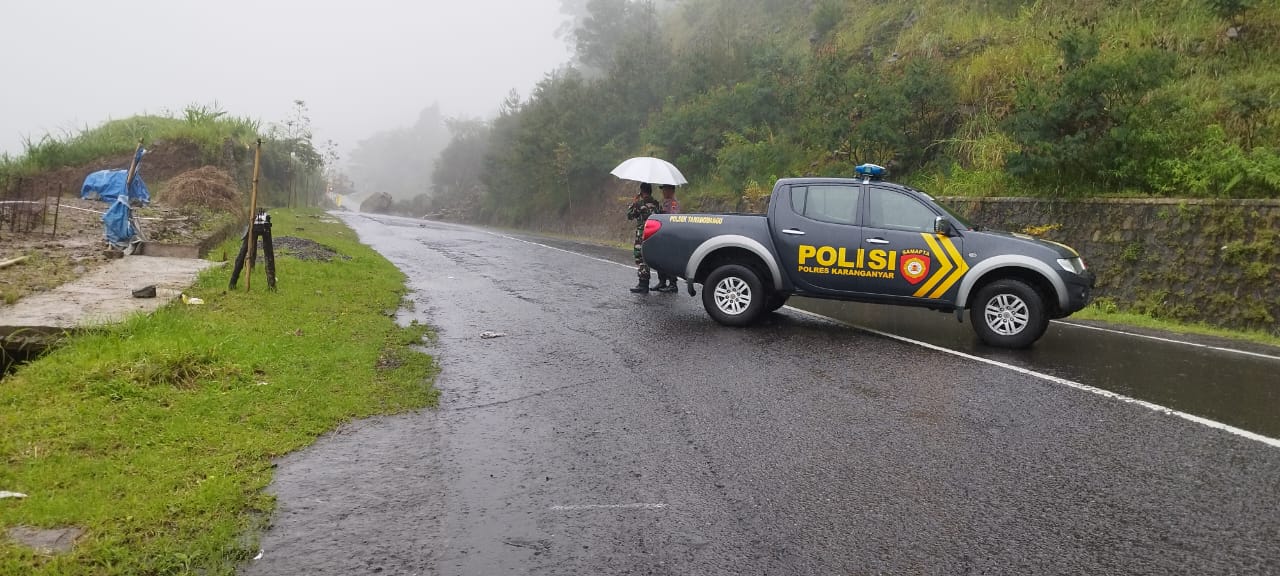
[[611, 157, 689, 294], [626, 183, 662, 293]]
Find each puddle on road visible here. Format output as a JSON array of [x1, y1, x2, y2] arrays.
[[791, 298, 1280, 439]]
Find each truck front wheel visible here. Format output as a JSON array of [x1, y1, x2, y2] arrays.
[[970, 279, 1049, 349], [703, 264, 766, 326]]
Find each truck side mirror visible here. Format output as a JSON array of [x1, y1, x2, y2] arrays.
[[934, 216, 955, 236]]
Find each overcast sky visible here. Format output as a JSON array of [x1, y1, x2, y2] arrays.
[[0, 0, 572, 157]]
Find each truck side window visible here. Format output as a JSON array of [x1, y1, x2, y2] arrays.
[[866, 187, 937, 232], [801, 185, 860, 225], [790, 186, 807, 215]]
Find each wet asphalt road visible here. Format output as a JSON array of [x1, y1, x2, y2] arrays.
[[244, 215, 1280, 576], [486, 228, 1280, 440]]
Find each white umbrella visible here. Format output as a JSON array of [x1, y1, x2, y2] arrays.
[[610, 157, 689, 186]]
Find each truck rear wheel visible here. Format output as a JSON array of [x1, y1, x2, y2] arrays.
[[970, 279, 1048, 349], [703, 264, 765, 326]]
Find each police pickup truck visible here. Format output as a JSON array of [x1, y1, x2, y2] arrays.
[[640, 165, 1095, 348]]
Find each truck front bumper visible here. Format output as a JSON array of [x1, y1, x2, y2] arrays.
[[1061, 270, 1096, 314]]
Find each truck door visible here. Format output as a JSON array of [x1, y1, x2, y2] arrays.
[[857, 186, 966, 303], [771, 183, 864, 294]]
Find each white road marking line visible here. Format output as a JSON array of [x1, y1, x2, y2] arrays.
[[483, 231, 634, 270], [783, 306, 1280, 450], [1053, 320, 1280, 362], [550, 503, 668, 511], [459, 226, 1280, 449]]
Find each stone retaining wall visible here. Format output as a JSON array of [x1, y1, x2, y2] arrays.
[[939, 197, 1280, 334]]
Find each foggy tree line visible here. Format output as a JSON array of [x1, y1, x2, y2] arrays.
[[346, 104, 451, 205], [426, 0, 1278, 223]]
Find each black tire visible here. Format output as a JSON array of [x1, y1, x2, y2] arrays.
[[702, 264, 766, 326], [970, 278, 1049, 349], [766, 292, 789, 313]]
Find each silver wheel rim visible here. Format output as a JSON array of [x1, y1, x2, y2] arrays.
[[984, 293, 1030, 336], [714, 277, 752, 316]]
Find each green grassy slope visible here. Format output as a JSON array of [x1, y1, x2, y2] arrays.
[[0, 108, 260, 183]]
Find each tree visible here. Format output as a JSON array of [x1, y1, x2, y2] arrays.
[[348, 104, 450, 199], [1005, 30, 1181, 193], [260, 100, 323, 206], [430, 118, 491, 217], [896, 59, 958, 170], [555, 141, 574, 216], [573, 0, 636, 72]]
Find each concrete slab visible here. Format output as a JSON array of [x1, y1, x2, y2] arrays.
[[137, 242, 201, 259], [0, 256, 221, 345]]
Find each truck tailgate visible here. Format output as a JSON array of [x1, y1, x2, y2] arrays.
[[642, 213, 771, 280]]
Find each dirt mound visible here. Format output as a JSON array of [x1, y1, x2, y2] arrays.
[[165, 166, 244, 217], [2, 139, 222, 204], [273, 237, 349, 262], [360, 192, 394, 214]]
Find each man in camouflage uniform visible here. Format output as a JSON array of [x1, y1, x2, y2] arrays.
[[654, 184, 681, 292], [627, 183, 662, 293]]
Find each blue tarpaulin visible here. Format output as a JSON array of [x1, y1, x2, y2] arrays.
[[102, 197, 136, 245], [81, 148, 149, 248], [79, 169, 150, 204]]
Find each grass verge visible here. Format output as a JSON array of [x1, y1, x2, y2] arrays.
[[0, 209, 438, 574], [1070, 305, 1280, 350]]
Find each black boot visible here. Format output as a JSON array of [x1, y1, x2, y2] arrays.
[[630, 279, 650, 293]]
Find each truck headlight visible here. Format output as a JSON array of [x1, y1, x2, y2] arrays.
[[1057, 257, 1087, 274]]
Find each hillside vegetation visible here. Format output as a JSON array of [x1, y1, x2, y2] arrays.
[[0, 103, 328, 208], [0, 111, 258, 181], [431, 0, 1280, 224]]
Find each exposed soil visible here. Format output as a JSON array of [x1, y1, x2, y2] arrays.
[[3, 140, 222, 203], [0, 164, 241, 306], [272, 237, 349, 262]]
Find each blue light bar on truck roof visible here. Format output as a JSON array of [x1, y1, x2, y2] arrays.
[[855, 163, 886, 181]]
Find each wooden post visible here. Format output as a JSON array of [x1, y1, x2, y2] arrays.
[[124, 139, 143, 190], [247, 139, 262, 291], [51, 182, 62, 237]]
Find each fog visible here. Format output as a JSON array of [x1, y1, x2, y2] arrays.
[[0, 0, 573, 161]]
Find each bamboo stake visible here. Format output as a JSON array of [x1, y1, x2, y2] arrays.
[[124, 139, 143, 191], [247, 139, 262, 291], [0, 256, 29, 269]]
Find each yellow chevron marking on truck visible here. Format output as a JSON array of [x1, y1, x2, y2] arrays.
[[913, 234, 952, 298], [929, 234, 970, 299]]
